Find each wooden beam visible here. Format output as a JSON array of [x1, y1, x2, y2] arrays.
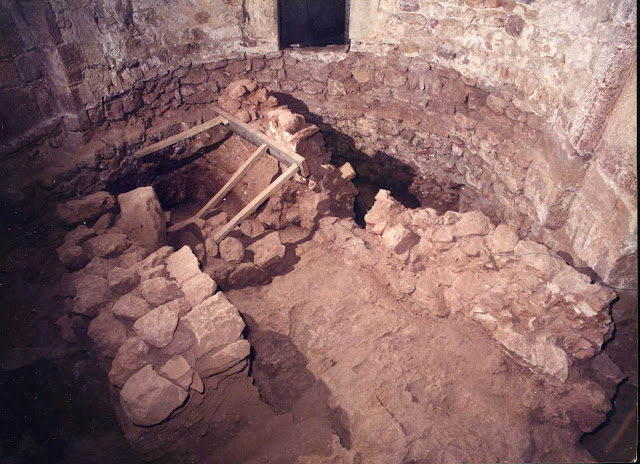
[[134, 116, 228, 159], [194, 143, 269, 219], [213, 163, 300, 242], [211, 107, 310, 177]]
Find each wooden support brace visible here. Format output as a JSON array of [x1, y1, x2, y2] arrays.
[[213, 163, 300, 242], [211, 107, 309, 177], [195, 143, 269, 219], [134, 116, 228, 159]]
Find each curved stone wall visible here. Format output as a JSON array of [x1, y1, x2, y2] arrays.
[[1, 0, 636, 286]]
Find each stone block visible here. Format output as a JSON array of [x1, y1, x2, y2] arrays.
[[133, 302, 180, 348], [181, 292, 245, 358], [113, 293, 152, 321], [109, 337, 151, 388], [116, 186, 167, 253], [219, 237, 245, 264], [196, 339, 250, 378], [120, 365, 188, 426], [57, 191, 116, 226], [181, 273, 217, 307], [166, 245, 201, 285], [87, 310, 127, 358], [84, 233, 130, 259], [139, 277, 181, 307]]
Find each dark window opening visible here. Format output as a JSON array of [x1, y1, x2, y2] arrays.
[[279, 0, 346, 48]]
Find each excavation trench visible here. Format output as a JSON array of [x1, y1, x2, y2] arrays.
[[0, 81, 635, 464]]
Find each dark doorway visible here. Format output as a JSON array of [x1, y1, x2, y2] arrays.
[[279, 0, 346, 48]]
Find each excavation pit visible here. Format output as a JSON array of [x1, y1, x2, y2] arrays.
[[0, 4, 637, 461]]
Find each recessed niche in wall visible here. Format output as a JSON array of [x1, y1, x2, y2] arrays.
[[279, 0, 346, 48]]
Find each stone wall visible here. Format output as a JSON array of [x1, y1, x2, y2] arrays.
[[1, 0, 636, 286]]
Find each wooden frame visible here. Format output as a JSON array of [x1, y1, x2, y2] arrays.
[[147, 107, 310, 241], [134, 116, 228, 159]]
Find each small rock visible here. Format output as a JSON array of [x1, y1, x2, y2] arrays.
[[161, 325, 195, 355], [166, 245, 201, 284], [116, 186, 167, 253], [240, 219, 265, 238], [206, 212, 229, 232], [133, 303, 179, 348], [72, 275, 109, 316], [191, 372, 205, 393], [139, 277, 181, 307], [64, 225, 97, 245], [139, 264, 169, 281], [56, 241, 89, 270], [83, 233, 130, 259], [181, 273, 217, 307], [109, 337, 151, 387], [452, 211, 494, 237], [118, 246, 147, 269], [159, 355, 194, 389], [112, 294, 151, 321], [82, 257, 115, 278], [120, 365, 188, 426], [196, 339, 250, 378], [108, 267, 140, 294], [159, 297, 192, 317], [487, 224, 519, 254], [203, 258, 232, 284], [57, 191, 116, 226], [278, 112, 305, 133], [181, 292, 245, 358], [250, 232, 286, 268], [205, 237, 219, 260], [382, 224, 418, 254], [219, 237, 245, 264], [87, 311, 127, 358], [93, 213, 115, 234]]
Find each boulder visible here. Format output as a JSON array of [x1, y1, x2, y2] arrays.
[[181, 273, 217, 307], [139, 277, 181, 307], [250, 232, 286, 268], [87, 311, 127, 358], [83, 233, 130, 259], [107, 267, 140, 294], [181, 292, 246, 358], [196, 339, 250, 378], [159, 355, 194, 390], [57, 191, 116, 225], [109, 337, 152, 387], [219, 237, 245, 264], [116, 186, 167, 253], [166, 246, 201, 285], [133, 303, 179, 348], [72, 275, 109, 316], [120, 365, 188, 426], [112, 294, 152, 321], [382, 224, 418, 254]]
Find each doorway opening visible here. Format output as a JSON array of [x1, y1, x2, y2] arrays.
[[278, 0, 346, 48]]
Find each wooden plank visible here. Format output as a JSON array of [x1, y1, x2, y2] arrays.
[[213, 163, 300, 242], [194, 143, 269, 219], [134, 116, 228, 159], [211, 107, 310, 177]]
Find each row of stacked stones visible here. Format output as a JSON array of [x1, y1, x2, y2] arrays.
[[55, 187, 250, 445], [364, 190, 620, 385]]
